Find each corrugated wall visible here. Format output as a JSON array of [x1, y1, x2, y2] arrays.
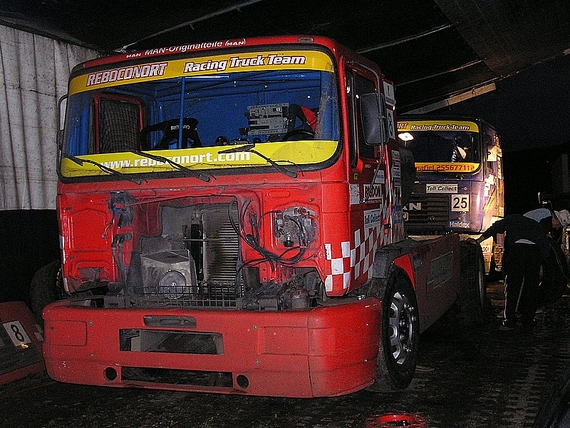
[[0, 26, 98, 304], [0, 25, 97, 210]]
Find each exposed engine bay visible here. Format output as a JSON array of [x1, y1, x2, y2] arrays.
[[102, 192, 324, 311]]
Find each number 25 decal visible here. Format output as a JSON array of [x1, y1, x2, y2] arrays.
[[451, 194, 469, 212]]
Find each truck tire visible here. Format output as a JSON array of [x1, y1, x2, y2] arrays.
[[458, 240, 487, 326], [30, 260, 63, 325], [369, 269, 419, 391]]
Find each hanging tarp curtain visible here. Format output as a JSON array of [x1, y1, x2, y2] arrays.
[[0, 25, 97, 210]]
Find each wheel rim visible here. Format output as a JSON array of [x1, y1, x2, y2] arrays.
[[388, 290, 416, 365]]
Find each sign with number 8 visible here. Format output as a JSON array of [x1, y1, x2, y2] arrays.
[[3, 321, 31, 347]]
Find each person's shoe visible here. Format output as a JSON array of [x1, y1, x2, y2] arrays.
[[499, 320, 517, 331]]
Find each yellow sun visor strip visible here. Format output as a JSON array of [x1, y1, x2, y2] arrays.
[[397, 120, 479, 133], [60, 140, 338, 178], [69, 50, 335, 95], [415, 162, 480, 173]]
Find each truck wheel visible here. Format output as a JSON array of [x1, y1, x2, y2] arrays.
[[458, 240, 487, 326], [30, 260, 63, 325], [369, 269, 419, 391]]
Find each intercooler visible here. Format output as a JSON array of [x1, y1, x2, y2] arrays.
[[121, 202, 242, 308]]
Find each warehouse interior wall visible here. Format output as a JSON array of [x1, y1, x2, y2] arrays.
[[0, 25, 98, 304]]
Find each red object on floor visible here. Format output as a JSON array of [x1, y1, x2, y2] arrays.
[[365, 413, 427, 428], [0, 301, 45, 385]]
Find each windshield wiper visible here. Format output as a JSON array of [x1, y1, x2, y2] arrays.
[[219, 144, 298, 179], [130, 150, 211, 182], [65, 154, 142, 185]]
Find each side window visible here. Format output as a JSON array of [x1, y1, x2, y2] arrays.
[[347, 69, 377, 167]]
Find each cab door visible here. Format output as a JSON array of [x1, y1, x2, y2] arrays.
[[345, 65, 391, 290]]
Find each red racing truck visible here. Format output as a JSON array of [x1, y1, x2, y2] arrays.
[[38, 35, 485, 397]]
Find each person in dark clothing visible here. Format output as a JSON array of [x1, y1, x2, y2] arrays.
[[476, 214, 550, 330], [524, 208, 570, 235], [525, 208, 570, 325]]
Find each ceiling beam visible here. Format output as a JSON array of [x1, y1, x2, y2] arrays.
[[403, 82, 496, 114], [396, 60, 483, 87], [119, 0, 265, 51], [357, 24, 452, 54]]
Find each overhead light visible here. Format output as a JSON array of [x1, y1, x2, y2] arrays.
[[398, 132, 414, 142]]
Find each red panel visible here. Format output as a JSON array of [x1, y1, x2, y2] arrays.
[[0, 301, 45, 385], [43, 297, 381, 397], [394, 234, 461, 332]]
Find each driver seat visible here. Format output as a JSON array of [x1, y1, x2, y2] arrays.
[[140, 118, 202, 150], [287, 104, 317, 133]]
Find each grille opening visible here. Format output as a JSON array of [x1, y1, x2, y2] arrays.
[[120, 329, 223, 355], [122, 367, 233, 388], [405, 195, 450, 231]]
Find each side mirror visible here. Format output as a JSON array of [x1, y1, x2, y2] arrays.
[[57, 95, 67, 151], [360, 92, 388, 145], [56, 95, 67, 166], [487, 145, 497, 161], [399, 147, 417, 205]]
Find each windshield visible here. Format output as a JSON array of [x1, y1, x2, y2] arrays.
[[61, 49, 339, 178], [400, 131, 478, 163], [398, 120, 481, 173]]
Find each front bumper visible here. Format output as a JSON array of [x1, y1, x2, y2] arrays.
[[43, 297, 381, 397]]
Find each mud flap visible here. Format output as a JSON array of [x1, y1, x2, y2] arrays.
[[0, 301, 45, 385], [458, 240, 487, 326]]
